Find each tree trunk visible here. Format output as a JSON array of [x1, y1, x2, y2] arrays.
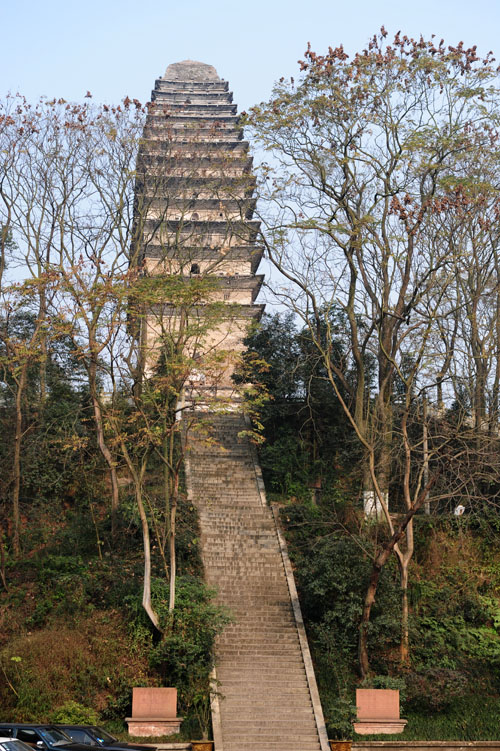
[[12, 365, 27, 557], [359, 545, 392, 677], [120, 443, 160, 630], [358, 474, 438, 676], [395, 406, 415, 664], [135, 476, 160, 630], [38, 286, 47, 413], [399, 560, 410, 664], [168, 473, 179, 612], [0, 532, 7, 590], [376, 347, 393, 514], [88, 359, 120, 537], [422, 399, 430, 514]]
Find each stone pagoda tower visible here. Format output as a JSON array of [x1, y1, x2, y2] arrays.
[[135, 60, 264, 395]]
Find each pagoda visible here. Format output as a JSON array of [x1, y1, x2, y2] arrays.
[[135, 60, 264, 393]]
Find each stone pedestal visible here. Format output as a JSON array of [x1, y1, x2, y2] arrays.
[[353, 689, 407, 735], [126, 687, 183, 737]]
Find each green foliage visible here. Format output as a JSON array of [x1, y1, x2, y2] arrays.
[[28, 554, 90, 626], [147, 576, 231, 731], [240, 312, 353, 501], [50, 700, 100, 724], [259, 430, 312, 498], [405, 668, 468, 712], [281, 503, 400, 658], [360, 674, 407, 706], [119, 575, 231, 738], [0, 315, 92, 547], [406, 523, 500, 693], [322, 695, 356, 740]]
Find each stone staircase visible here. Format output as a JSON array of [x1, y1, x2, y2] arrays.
[[186, 414, 328, 751]]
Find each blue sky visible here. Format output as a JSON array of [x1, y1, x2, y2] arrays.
[[1, 0, 500, 111]]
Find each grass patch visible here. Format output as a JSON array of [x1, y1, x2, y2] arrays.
[[354, 695, 500, 741]]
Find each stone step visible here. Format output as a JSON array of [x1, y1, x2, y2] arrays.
[[197, 500, 263, 506], [222, 726, 318, 736], [220, 618, 296, 625], [205, 564, 286, 570], [220, 630, 302, 640], [219, 634, 300, 642], [217, 654, 304, 672], [194, 477, 257, 482], [222, 741, 320, 751], [203, 541, 279, 547], [223, 730, 319, 736], [220, 700, 314, 710], [194, 479, 258, 485], [220, 691, 312, 698], [218, 650, 303, 658], [218, 665, 306, 685], [203, 548, 281, 555], [202, 542, 280, 547], [193, 459, 256, 464], [219, 626, 298, 633], [203, 562, 285, 570], [219, 680, 310, 691], [220, 699, 313, 711], [223, 746, 319, 751], [199, 513, 273, 519], [223, 733, 318, 742], [219, 637, 301, 645], [193, 488, 259, 493], [221, 617, 297, 624], [202, 552, 283, 560], [220, 706, 314, 717], [201, 535, 277, 542], [202, 529, 277, 534], [221, 709, 315, 716], [195, 496, 261, 501], [219, 623, 297, 636], [219, 635, 301, 641]]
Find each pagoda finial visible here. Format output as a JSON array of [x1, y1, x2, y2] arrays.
[[163, 60, 220, 82]]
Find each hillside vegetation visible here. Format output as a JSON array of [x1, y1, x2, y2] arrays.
[[0, 445, 229, 738], [1, 312, 500, 739]]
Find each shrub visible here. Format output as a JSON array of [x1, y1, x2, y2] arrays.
[[147, 576, 232, 737], [405, 667, 469, 712], [50, 700, 100, 724]]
